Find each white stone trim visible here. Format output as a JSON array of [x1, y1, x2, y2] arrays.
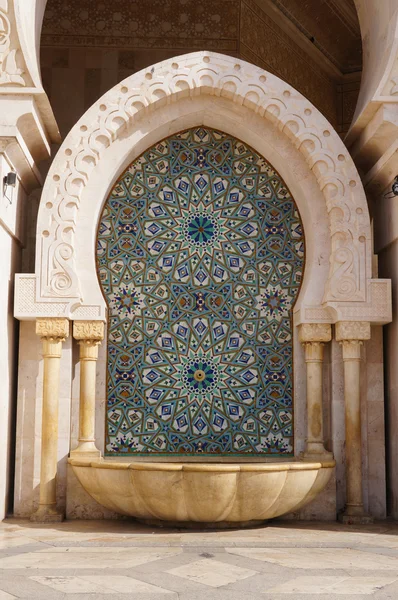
[[14, 51, 391, 324]]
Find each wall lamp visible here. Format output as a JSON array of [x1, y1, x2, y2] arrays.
[[3, 171, 17, 205], [384, 175, 398, 199]]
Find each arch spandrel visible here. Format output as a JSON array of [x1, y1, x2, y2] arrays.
[[14, 52, 391, 326]]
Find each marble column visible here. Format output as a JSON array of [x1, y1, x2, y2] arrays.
[[31, 318, 69, 522], [299, 323, 333, 461], [70, 321, 104, 459], [336, 321, 372, 524]]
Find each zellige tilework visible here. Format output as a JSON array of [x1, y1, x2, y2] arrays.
[[97, 127, 304, 456]]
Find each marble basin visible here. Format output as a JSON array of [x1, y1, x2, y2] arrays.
[[70, 458, 335, 526]]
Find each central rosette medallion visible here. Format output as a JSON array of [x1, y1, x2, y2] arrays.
[[181, 355, 220, 397], [183, 210, 219, 248]]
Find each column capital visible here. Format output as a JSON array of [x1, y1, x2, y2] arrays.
[[36, 318, 70, 341], [73, 320, 105, 342], [299, 323, 332, 343], [340, 339, 363, 361], [335, 321, 371, 342]]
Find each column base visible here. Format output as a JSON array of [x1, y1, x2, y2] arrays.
[[338, 512, 374, 525], [30, 505, 65, 523], [69, 449, 101, 461], [70, 440, 101, 460], [300, 450, 334, 462]]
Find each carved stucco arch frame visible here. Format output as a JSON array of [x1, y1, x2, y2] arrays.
[[14, 52, 391, 325]]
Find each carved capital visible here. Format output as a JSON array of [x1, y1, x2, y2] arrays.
[[302, 341, 325, 362], [299, 323, 332, 343], [36, 318, 70, 341], [335, 321, 371, 342], [73, 320, 104, 342], [340, 339, 363, 361]]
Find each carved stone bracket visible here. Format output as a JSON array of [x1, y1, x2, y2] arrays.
[[335, 321, 371, 342], [36, 317, 70, 342], [299, 323, 332, 343], [73, 321, 104, 342]]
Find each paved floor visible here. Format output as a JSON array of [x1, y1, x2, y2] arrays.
[[1, 520, 398, 599]]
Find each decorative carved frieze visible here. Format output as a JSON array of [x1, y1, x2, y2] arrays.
[[0, 6, 25, 86], [335, 321, 371, 341], [299, 323, 332, 343], [73, 320, 104, 342], [35, 317, 70, 340]]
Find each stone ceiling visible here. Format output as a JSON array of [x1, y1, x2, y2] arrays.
[[40, 0, 362, 136], [41, 0, 361, 75], [268, 0, 362, 73]]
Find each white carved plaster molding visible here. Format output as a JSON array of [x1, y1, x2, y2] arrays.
[[13, 0, 47, 90], [295, 279, 392, 326], [0, 1, 26, 87], [13, 52, 391, 324], [0, 1, 59, 143], [349, 1, 398, 143], [0, 1, 59, 193]]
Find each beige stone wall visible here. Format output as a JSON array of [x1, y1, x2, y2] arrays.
[[0, 152, 28, 520]]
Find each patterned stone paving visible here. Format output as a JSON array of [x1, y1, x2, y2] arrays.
[[2, 520, 398, 599], [97, 127, 304, 457]]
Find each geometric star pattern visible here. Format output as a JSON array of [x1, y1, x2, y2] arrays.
[[96, 127, 304, 456]]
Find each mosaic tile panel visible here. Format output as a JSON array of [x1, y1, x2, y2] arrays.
[[97, 127, 304, 456]]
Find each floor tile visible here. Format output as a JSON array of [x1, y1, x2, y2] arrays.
[[227, 547, 398, 570], [167, 558, 257, 588], [83, 576, 176, 594], [0, 591, 17, 600], [268, 575, 398, 595], [30, 576, 114, 594], [30, 575, 176, 595], [0, 536, 38, 550], [0, 547, 181, 569]]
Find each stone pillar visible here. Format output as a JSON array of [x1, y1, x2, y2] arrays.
[[31, 318, 69, 522], [70, 321, 104, 459], [299, 323, 333, 460], [336, 321, 372, 524]]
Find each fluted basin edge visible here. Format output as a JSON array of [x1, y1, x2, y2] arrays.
[[70, 458, 335, 525]]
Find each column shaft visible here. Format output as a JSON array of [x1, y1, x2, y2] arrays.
[[77, 342, 100, 453], [71, 321, 104, 459], [299, 323, 333, 460], [342, 341, 364, 515], [31, 318, 69, 523], [305, 343, 325, 454], [336, 321, 372, 524]]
